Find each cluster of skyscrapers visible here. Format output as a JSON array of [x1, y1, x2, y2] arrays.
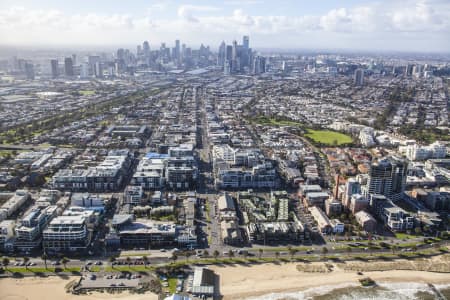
[[218, 36, 265, 75]]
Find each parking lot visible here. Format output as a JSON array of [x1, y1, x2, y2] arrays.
[[77, 273, 141, 290]]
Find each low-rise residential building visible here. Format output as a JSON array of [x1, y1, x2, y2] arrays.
[[0, 190, 31, 221], [355, 211, 377, 232], [309, 206, 332, 234]]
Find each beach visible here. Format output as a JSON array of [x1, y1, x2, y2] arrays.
[[0, 276, 159, 300], [210, 261, 450, 300]]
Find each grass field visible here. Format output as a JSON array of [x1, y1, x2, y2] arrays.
[[305, 129, 353, 145], [79, 90, 95, 96]]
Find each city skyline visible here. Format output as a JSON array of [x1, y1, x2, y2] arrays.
[[0, 0, 449, 52]]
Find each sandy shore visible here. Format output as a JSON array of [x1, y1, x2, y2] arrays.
[[0, 276, 158, 300], [210, 262, 450, 300]]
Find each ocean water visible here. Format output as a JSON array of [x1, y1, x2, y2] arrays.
[[246, 282, 450, 300]]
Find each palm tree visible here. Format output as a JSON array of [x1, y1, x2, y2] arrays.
[[184, 251, 192, 262], [213, 250, 220, 261], [126, 256, 131, 268], [23, 256, 30, 270], [41, 253, 48, 270], [289, 248, 297, 261], [61, 257, 70, 270], [275, 251, 280, 261], [391, 245, 398, 255], [142, 256, 149, 268], [258, 249, 263, 259], [346, 246, 352, 257], [2, 258, 10, 272], [109, 256, 116, 269]]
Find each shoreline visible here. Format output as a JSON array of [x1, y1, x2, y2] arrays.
[[209, 261, 450, 300]]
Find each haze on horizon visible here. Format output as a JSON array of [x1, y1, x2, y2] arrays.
[[0, 0, 449, 53]]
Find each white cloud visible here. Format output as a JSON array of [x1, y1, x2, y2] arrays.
[[177, 5, 220, 23], [0, 0, 449, 51]]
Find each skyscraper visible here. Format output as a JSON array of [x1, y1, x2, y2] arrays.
[[24, 63, 35, 80], [143, 41, 150, 57], [174, 39, 180, 62], [64, 57, 74, 77], [354, 68, 364, 86], [218, 41, 226, 68], [50, 59, 59, 78], [252, 56, 266, 74], [366, 157, 408, 201], [243, 35, 249, 50]]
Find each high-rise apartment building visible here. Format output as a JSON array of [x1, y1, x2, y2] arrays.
[[64, 57, 74, 77], [366, 157, 408, 201], [50, 59, 58, 78], [354, 68, 364, 86]]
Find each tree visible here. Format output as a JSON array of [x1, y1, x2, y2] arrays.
[[289, 248, 298, 261], [41, 253, 48, 270], [391, 245, 398, 254], [275, 251, 280, 261], [61, 257, 70, 270], [109, 256, 116, 269], [203, 250, 209, 258], [142, 256, 149, 268], [184, 251, 192, 262], [321, 247, 328, 258], [213, 250, 220, 261], [258, 249, 263, 259], [228, 250, 234, 259], [126, 256, 132, 268], [2, 257, 9, 272], [23, 257, 30, 270], [415, 227, 422, 235], [171, 253, 178, 264]]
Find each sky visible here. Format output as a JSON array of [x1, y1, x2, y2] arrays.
[[0, 0, 449, 52]]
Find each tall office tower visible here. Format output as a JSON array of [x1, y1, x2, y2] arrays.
[[116, 48, 125, 61], [252, 56, 266, 74], [94, 62, 103, 78], [174, 39, 180, 62], [143, 41, 150, 57], [50, 59, 59, 78], [136, 45, 142, 56], [80, 63, 89, 78], [24, 63, 35, 80], [181, 43, 186, 62], [218, 41, 226, 67], [71, 54, 77, 66], [353, 68, 364, 86], [366, 157, 408, 201], [64, 57, 74, 77], [404, 64, 414, 77], [232, 40, 238, 61], [240, 36, 250, 68], [225, 45, 233, 61], [243, 35, 249, 50]]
